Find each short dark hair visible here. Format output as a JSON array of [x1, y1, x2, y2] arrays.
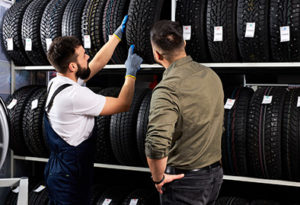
[[150, 20, 184, 55], [47, 36, 82, 73]]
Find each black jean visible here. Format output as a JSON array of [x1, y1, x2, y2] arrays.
[[160, 165, 223, 205]]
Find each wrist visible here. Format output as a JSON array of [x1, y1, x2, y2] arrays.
[[125, 75, 136, 80], [151, 174, 165, 184]]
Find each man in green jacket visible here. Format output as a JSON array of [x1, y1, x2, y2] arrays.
[[145, 20, 224, 205]]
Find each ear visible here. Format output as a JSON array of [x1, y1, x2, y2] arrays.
[[68, 62, 77, 72], [156, 50, 163, 61]]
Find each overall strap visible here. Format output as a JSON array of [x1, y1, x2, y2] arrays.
[[46, 84, 72, 113]]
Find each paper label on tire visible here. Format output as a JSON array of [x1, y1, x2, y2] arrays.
[[25, 38, 32, 51], [245, 23, 255, 38], [129, 199, 138, 205], [214, 26, 223, 41], [102, 199, 112, 205], [262, 95, 272, 104], [280, 26, 290, 42], [34, 185, 45, 193], [6, 38, 13, 51], [7, 99, 17, 109], [31, 99, 38, 110], [12, 186, 19, 193], [46, 38, 53, 51], [84, 35, 91, 49], [297, 97, 300, 107], [183, 25, 191, 40], [224, 98, 235, 109]]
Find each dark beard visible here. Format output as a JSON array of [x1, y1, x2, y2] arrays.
[[76, 63, 91, 80]]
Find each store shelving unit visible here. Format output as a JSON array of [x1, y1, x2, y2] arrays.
[[7, 0, 300, 200]]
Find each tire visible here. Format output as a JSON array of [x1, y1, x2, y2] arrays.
[[6, 86, 41, 155], [206, 0, 239, 62], [216, 196, 249, 205], [90, 185, 105, 205], [22, 87, 49, 157], [247, 87, 285, 179], [81, 0, 108, 58], [136, 90, 152, 166], [250, 200, 280, 205], [121, 189, 159, 205], [237, 0, 270, 62], [126, 0, 165, 64], [94, 87, 120, 163], [61, 0, 87, 41], [270, 0, 300, 61], [40, 0, 70, 55], [176, 0, 210, 62], [282, 88, 300, 181], [2, 0, 33, 66], [22, 0, 49, 65], [102, 0, 129, 64], [110, 89, 149, 166], [97, 187, 130, 205]]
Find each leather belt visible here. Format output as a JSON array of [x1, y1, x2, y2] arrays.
[[165, 161, 221, 174]]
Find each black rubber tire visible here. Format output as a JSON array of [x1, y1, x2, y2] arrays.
[[90, 185, 105, 205], [61, 0, 87, 41], [282, 88, 300, 181], [176, 0, 210, 62], [22, 87, 49, 157], [223, 87, 253, 176], [110, 89, 149, 166], [237, 0, 270, 62], [6, 86, 41, 155], [2, 0, 33, 66], [81, 0, 108, 59], [121, 189, 159, 205], [270, 0, 300, 61], [247, 87, 285, 179], [97, 187, 130, 205], [21, 0, 50, 65], [102, 0, 129, 64], [94, 87, 120, 163], [250, 200, 280, 205], [216, 196, 249, 205], [126, 0, 165, 64], [40, 0, 70, 55], [136, 90, 152, 166], [206, 0, 239, 62]]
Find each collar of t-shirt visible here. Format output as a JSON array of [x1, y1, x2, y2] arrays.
[[55, 74, 85, 86]]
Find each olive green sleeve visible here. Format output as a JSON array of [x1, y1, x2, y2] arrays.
[[145, 85, 179, 159]]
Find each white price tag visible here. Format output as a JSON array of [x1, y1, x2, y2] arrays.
[[262, 95, 273, 104], [280, 26, 290, 42], [224, 98, 236, 109], [6, 38, 13, 51], [129, 199, 139, 205], [46, 38, 52, 51], [84, 35, 91, 49], [31, 99, 38, 110], [7, 99, 17, 109], [25, 38, 32, 51], [12, 186, 19, 193], [245, 22, 255, 38], [214, 26, 223, 42], [102, 199, 112, 205], [297, 97, 300, 107], [34, 185, 45, 193], [183, 25, 191, 40]]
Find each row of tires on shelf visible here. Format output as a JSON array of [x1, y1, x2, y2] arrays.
[[222, 86, 300, 181], [5, 181, 159, 205], [6, 85, 152, 166], [3, 0, 300, 66], [216, 196, 295, 205], [2, 0, 170, 66], [7, 85, 300, 181]]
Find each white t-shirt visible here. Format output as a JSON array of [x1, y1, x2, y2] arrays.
[[46, 75, 106, 146]]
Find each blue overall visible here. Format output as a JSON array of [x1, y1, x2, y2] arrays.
[[44, 84, 96, 205]]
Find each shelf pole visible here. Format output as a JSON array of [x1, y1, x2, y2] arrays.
[[171, 0, 176, 21]]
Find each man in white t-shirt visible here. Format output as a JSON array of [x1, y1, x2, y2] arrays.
[[43, 16, 143, 204]]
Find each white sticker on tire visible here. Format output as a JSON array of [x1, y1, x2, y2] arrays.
[[102, 199, 112, 205], [6, 38, 13, 51], [7, 99, 17, 109], [245, 23, 255, 38], [84, 35, 91, 49], [280, 26, 290, 42], [183, 25, 191, 40], [129, 199, 139, 205], [31, 99, 38, 110], [224, 98, 235, 109], [214, 26, 223, 42], [262, 95, 272, 104], [34, 185, 45, 193], [25, 38, 32, 51]]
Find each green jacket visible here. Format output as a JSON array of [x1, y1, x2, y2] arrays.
[[145, 56, 224, 170]]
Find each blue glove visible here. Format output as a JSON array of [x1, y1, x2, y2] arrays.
[[125, 45, 143, 79], [113, 15, 128, 41]]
